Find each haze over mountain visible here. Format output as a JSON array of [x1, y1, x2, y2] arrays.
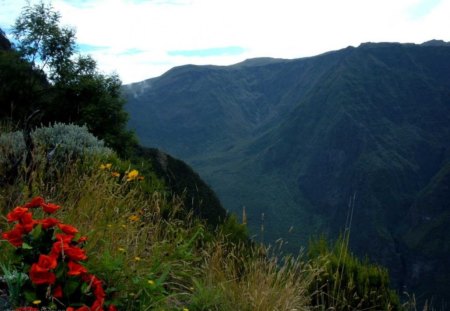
[[123, 41, 450, 303]]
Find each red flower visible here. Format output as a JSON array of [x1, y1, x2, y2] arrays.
[[50, 240, 68, 258], [29, 254, 58, 285], [58, 223, 79, 235], [15, 307, 39, 311], [42, 202, 61, 214], [2, 224, 24, 247], [67, 306, 90, 311], [94, 282, 106, 299], [91, 298, 104, 311], [29, 263, 56, 285], [24, 196, 45, 208], [6, 206, 29, 222], [108, 305, 118, 311], [53, 284, 63, 298], [77, 236, 88, 243], [55, 233, 75, 243], [18, 212, 36, 233], [41, 217, 60, 229], [37, 254, 58, 270], [64, 245, 87, 261], [67, 261, 88, 276]]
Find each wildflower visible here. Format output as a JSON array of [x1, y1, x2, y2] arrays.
[[42, 202, 61, 214], [118, 247, 126, 252], [67, 261, 88, 276], [64, 245, 88, 261], [134, 256, 141, 261], [126, 169, 139, 181], [108, 305, 118, 311], [29, 257, 57, 284], [40, 217, 60, 229], [107, 224, 113, 228], [58, 223, 79, 235], [183, 308, 189, 311], [111, 171, 120, 178], [24, 196, 45, 209], [2, 224, 25, 247], [128, 215, 140, 222], [147, 280, 155, 286], [121, 224, 127, 229], [19, 212, 37, 233], [100, 163, 112, 170], [53, 284, 63, 298], [6, 206, 29, 222], [32, 300, 41, 305]]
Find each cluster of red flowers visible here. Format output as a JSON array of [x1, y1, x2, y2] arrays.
[[2, 197, 116, 311]]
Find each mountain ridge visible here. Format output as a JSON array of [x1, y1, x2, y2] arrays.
[[123, 40, 450, 303]]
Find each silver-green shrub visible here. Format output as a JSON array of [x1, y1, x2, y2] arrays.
[[31, 123, 113, 160], [0, 123, 112, 170], [0, 131, 26, 165]]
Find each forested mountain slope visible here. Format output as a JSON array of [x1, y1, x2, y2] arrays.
[[124, 41, 450, 303]]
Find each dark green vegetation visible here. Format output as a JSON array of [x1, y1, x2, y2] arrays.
[[0, 2, 135, 157], [124, 41, 450, 305], [0, 2, 427, 309], [0, 1, 224, 233], [131, 145, 227, 227], [0, 123, 402, 310]]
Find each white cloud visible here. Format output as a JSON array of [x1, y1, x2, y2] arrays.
[[1, 0, 449, 83]]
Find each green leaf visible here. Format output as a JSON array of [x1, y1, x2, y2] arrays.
[[81, 282, 90, 294], [31, 223, 42, 240], [64, 278, 81, 296], [23, 290, 37, 303], [55, 263, 65, 279], [21, 242, 33, 250]]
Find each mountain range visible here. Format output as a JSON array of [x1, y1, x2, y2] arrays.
[[123, 40, 450, 304]]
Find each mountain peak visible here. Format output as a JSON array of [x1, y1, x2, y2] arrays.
[[232, 57, 289, 68], [421, 39, 450, 46]]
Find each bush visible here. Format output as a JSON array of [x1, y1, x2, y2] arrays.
[[308, 236, 401, 311], [0, 123, 112, 175]]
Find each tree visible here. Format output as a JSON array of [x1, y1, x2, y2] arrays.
[[6, 1, 137, 157], [0, 28, 47, 121], [12, 1, 76, 82]]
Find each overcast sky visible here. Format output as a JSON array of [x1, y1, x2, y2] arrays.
[[1, 0, 449, 84]]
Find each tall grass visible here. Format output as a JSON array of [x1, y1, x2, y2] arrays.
[[0, 137, 317, 310], [0, 124, 414, 310]]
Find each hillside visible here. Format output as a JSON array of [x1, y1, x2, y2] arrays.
[[124, 41, 450, 303]]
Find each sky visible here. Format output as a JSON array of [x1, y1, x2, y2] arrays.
[[1, 0, 449, 84]]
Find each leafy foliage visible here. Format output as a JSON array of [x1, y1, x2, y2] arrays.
[[0, 1, 136, 157], [12, 1, 76, 82], [308, 236, 401, 311], [0, 123, 111, 173]]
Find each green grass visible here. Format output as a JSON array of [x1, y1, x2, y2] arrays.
[[0, 128, 414, 310]]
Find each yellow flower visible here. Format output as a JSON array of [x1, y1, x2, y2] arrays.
[[32, 300, 42, 305], [134, 256, 141, 261], [121, 224, 127, 229], [111, 171, 120, 178], [148, 280, 155, 286], [183, 308, 189, 311], [126, 169, 139, 181], [107, 224, 113, 228], [129, 215, 140, 222], [100, 163, 112, 170], [118, 247, 126, 252]]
